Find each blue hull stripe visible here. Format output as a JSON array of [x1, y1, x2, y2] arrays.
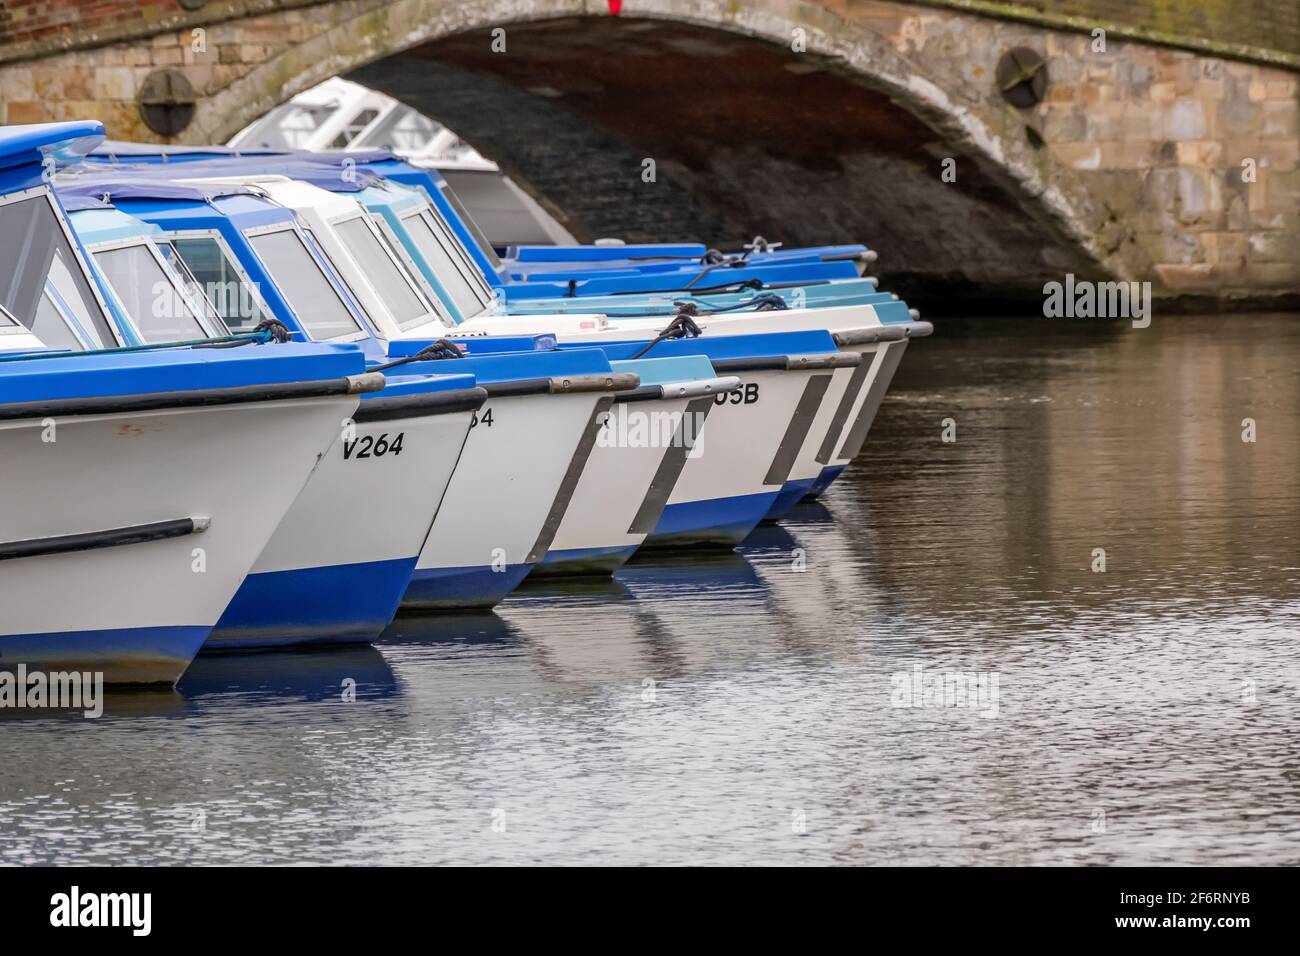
[[0, 625, 210, 685], [763, 477, 819, 523], [806, 465, 846, 498], [401, 562, 533, 610], [209, 557, 418, 649], [645, 491, 780, 548]]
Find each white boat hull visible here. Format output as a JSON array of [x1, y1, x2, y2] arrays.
[[532, 393, 703, 575], [0, 395, 356, 683], [402, 390, 608, 609], [645, 365, 830, 548], [207, 398, 479, 648]]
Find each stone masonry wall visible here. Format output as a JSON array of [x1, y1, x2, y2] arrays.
[[835, 1, 1300, 296], [0, 0, 1295, 302]]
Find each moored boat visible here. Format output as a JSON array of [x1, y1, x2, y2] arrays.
[[0, 338, 381, 682], [63, 142, 929, 562]]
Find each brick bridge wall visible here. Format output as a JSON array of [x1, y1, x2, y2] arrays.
[[0, 0, 1296, 306]]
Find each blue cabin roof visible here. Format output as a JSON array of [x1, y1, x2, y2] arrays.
[[357, 181, 425, 215], [90, 140, 286, 162], [66, 207, 162, 246], [57, 176, 260, 204], [0, 121, 104, 175]]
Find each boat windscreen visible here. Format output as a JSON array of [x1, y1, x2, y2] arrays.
[[401, 210, 490, 321], [355, 106, 438, 152], [168, 236, 268, 332], [93, 243, 210, 343], [247, 228, 362, 340], [31, 290, 84, 351], [0, 193, 115, 347], [437, 179, 502, 268], [334, 216, 430, 328], [235, 101, 332, 150]]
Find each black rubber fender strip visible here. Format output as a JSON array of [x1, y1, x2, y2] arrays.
[[0, 372, 383, 423], [0, 516, 209, 562], [353, 386, 487, 424]]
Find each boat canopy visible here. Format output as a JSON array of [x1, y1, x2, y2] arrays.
[[0, 126, 121, 352], [0, 121, 105, 180], [67, 205, 226, 344], [176, 174, 452, 339], [129, 155, 496, 324], [59, 178, 375, 348]]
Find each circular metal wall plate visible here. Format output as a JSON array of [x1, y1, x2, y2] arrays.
[[137, 69, 197, 136], [996, 47, 1048, 109]]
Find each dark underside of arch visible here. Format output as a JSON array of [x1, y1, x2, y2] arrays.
[[350, 15, 1097, 312]]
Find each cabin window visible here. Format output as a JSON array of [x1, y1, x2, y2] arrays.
[[437, 181, 503, 269], [47, 252, 113, 347], [168, 237, 268, 332], [0, 194, 114, 347], [423, 200, 497, 295], [401, 211, 489, 321], [328, 108, 380, 149], [93, 243, 208, 343], [435, 204, 494, 301], [355, 106, 438, 152], [248, 228, 361, 340], [371, 216, 454, 325], [31, 290, 85, 351], [237, 102, 333, 150], [334, 216, 431, 329]]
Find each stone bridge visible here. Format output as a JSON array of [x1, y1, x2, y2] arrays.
[[1, 0, 1297, 311]]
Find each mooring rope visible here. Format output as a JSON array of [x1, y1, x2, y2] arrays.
[[0, 321, 294, 364], [368, 338, 464, 373], [630, 307, 704, 359]]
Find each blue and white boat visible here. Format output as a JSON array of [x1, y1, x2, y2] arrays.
[[577, 330, 860, 543], [0, 121, 387, 681], [71, 146, 927, 553], [0, 340, 384, 680], [182, 163, 910, 516], [53, 178, 674, 604], [314, 161, 926, 511], [54, 185, 495, 646], [161, 170, 871, 549]]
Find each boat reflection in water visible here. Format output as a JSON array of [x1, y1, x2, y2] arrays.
[[178, 644, 398, 703]]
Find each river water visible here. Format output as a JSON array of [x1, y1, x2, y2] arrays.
[[4, 314, 1298, 865]]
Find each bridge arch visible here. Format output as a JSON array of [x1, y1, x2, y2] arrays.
[[2, 0, 1296, 307], [196, 0, 1121, 306]]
